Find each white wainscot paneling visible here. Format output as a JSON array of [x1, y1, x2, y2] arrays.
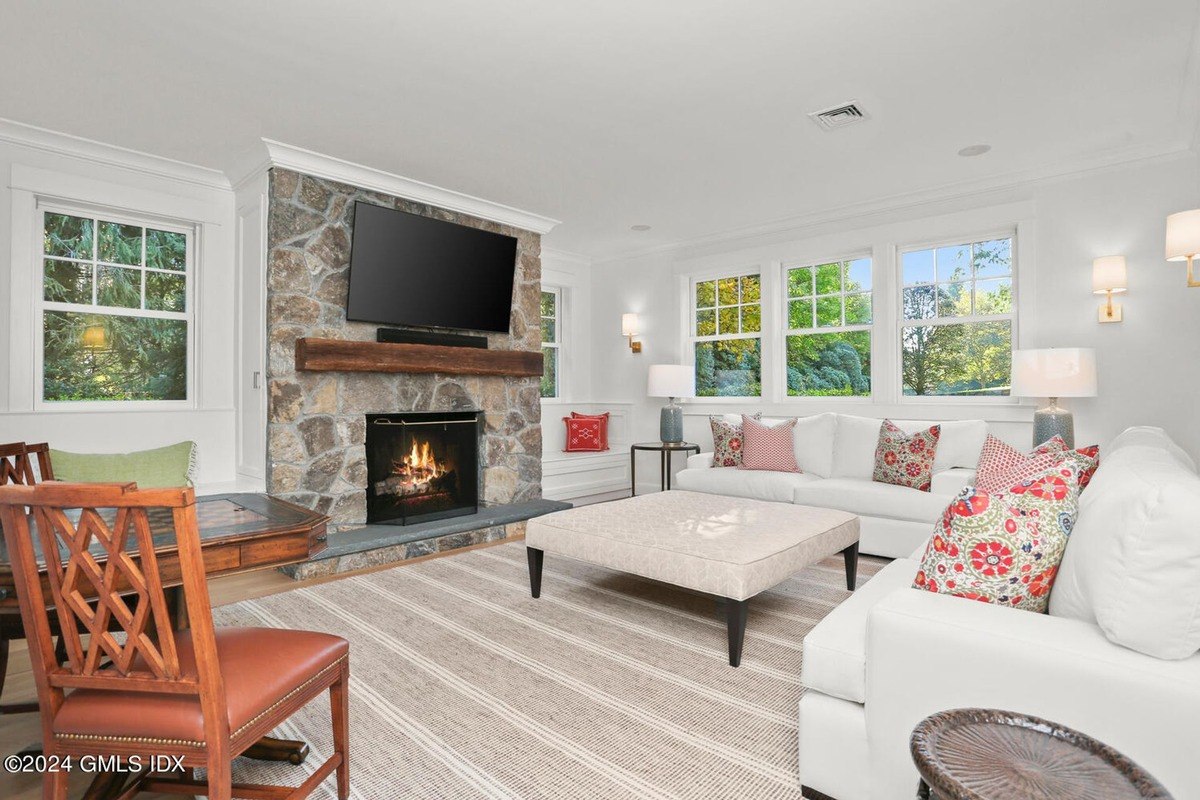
[[541, 401, 633, 503]]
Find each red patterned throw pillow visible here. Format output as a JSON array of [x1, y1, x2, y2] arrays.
[[738, 415, 800, 472], [570, 411, 610, 450], [563, 417, 605, 452], [913, 461, 1086, 613], [873, 420, 940, 492], [709, 413, 761, 467], [976, 434, 1099, 493]]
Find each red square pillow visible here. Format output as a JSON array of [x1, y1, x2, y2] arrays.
[[570, 411, 610, 450], [563, 417, 606, 452], [976, 434, 1099, 493], [738, 415, 800, 472]]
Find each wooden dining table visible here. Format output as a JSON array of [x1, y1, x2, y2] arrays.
[[0, 492, 329, 800]]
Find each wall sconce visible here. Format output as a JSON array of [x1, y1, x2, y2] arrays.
[[1092, 255, 1127, 323], [1165, 208, 1200, 287], [621, 312, 642, 353]]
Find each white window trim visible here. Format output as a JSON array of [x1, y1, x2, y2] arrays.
[[675, 217, 1032, 413], [684, 266, 764, 402], [780, 252, 874, 401], [33, 199, 199, 411], [895, 228, 1018, 406], [540, 285, 563, 399]]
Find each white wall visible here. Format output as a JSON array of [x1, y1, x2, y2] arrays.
[[587, 152, 1200, 472], [0, 124, 240, 487]]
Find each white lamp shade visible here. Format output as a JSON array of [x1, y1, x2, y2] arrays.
[[648, 364, 695, 398], [621, 312, 639, 336], [1165, 209, 1200, 261], [1011, 348, 1097, 398], [1091, 255, 1127, 294]]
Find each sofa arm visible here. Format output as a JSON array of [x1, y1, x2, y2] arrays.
[[686, 452, 714, 469], [930, 467, 975, 495], [865, 588, 1200, 799]]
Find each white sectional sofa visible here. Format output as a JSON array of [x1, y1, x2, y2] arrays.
[[797, 427, 1200, 800], [675, 413, 987, 558]]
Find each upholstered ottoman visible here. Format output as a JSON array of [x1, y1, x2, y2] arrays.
[[524, 490, 860, 667]]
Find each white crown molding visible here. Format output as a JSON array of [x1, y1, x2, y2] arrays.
[[254, 138, 560, 235], [541, 246, 593, 270], [0, 117, 230, 191], [592, 137, 1197, 264]]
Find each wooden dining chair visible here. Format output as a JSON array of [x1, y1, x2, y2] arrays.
[[25, 442, 54, 482], [0, 441, 36, 485], [0, 482, 350, 800]]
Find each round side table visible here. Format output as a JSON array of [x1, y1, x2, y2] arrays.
[[629, 442, 700, 495], [910, 709, 1174, 800]]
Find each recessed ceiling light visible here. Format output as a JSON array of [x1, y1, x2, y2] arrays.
[[958, 144, 992, 157], [631, 224, 651, 231]]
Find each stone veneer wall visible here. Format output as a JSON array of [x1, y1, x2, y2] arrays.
[[265, 168, 542, 531]]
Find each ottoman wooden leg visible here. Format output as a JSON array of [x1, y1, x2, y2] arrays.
[[725, 598, 748, 667], [527, 547, 544, 598], [841, 542, 859, 591]]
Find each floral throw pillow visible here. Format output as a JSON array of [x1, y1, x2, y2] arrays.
[[709, 413, 761, 467], [1034, 436, 1100, 490], [873, 420, 940, 492], [913, 461, 1086, 613]]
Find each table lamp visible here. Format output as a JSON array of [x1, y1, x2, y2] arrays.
[[1011, 348, 1097, 447], [648, 364, 695, 443]]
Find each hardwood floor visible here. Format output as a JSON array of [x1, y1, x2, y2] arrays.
[[0, 536, 519, 800]]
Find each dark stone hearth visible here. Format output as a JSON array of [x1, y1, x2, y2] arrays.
[[265, 167, 543, 544]]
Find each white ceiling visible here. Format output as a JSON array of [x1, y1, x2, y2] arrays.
[[2, 0, 1198, 258]]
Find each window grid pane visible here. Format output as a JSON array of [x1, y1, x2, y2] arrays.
[[40, 209, 191, 403]]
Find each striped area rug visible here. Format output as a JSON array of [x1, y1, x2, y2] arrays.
[[215, 541, 884, 799]]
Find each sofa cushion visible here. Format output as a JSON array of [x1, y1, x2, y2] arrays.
[[770, 413, 836, 478], [1050, 428, 1200, 659], [832, 416, 986, 479], [709, 413, 760, 467], [740, 416, 800, 472], [793, 478, 955, 523], [801, 557, 918, 702], [872, 420, 940, 491], [50, 441, 197, 488], [675, 465, 820, 503], [913, 463, 1085, 614]]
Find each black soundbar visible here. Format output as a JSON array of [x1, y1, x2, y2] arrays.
[[376, 327, 489, 349]]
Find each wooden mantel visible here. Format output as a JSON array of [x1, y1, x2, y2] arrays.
[[294, 337, 544, 377]]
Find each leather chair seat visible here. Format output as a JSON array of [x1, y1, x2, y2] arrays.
[[53, 627, 348, 746]]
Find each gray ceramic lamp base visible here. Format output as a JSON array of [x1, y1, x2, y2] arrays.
[[660, 401, 683, 443], [1033, 404, 1074, 449]]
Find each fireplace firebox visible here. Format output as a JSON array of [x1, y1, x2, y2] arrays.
[[365, 411, 481, 525]]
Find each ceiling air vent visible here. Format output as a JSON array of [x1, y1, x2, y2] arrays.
[[808, 102, 869, 131]]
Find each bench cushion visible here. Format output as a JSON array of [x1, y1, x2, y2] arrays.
[[526, 490, 859, 601]]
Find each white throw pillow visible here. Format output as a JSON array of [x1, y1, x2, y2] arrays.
[[763, 413, 836, 477], [1050, 431, 1200, 660], [830, 416, 987, 479]]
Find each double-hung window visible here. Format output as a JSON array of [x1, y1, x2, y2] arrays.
[[783, 257, 872, 397], [692, 273, 761, 397], [540, 288, 561, 398], [899, 236, 1014, 397], [39, 207, 193, 404]]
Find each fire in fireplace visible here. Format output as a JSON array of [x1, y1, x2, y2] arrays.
[[365, 411, 481, 525]]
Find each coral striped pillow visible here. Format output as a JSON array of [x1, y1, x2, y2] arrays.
[[738, 415, 800, 472]]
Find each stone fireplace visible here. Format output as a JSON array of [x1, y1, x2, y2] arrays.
[[365, 411, 481, 525], [264, 167, 546, 574]]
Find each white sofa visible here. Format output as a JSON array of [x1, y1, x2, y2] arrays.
[[675, 413, 987, 558], [798, 427, 1200, 800]]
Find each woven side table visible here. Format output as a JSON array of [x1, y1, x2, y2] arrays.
[[910, 709, 1174, 800]]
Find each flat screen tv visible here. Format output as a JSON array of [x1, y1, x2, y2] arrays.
[[345, 201, 519, 333]]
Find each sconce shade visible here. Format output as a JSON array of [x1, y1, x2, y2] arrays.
[[1091, 256, 1127, 294], [1165, 209, 1200, 260], [648, 364, 695, 398], [1011, 348, 1097, 398], [621, 313, 639, 336]]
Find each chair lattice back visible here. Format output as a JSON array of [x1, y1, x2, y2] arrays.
[[0, 483, 215, 698], [0, 442, 35, 486]]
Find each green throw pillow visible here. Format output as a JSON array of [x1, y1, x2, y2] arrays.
[[50, 441, 197, 488]]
